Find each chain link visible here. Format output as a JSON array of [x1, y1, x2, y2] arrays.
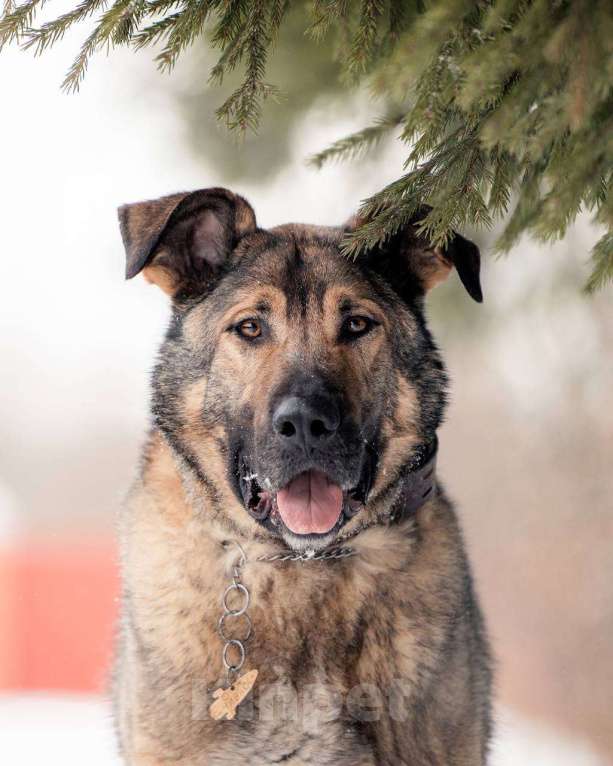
[[255, 545, 357, 563], [218, 541, 251, 685], [217, 540, 356, 685]]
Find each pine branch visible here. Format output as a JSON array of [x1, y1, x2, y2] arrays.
[[341, 198, 423, 259], [62, 26, 100, 91], [24, 0, 108, 54], [268, 0, 288, 40], [130, 1, 187, 50], [155, 0, 214, 73], [387, 0, 411, 43], [111, 0, 147, 44], [1, 0, 611, 290], [0, 0, 45, 48], [211, 0, 247, 47], [307, 0, 350, 43], [215, 0, 278, 132], [494, 160, 544, 254], [132, 11, 183, 51], [307, 113, 404, 168], [584, 232, 613, 293], [347, 0, 385, 77], [61, 0, 137, 91], [488, 150, 518, 218]]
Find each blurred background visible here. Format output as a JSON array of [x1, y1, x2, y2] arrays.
[[0, 5, 611, 764]]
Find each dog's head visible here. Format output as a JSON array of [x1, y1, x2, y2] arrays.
[[119, 188, 481, 550]]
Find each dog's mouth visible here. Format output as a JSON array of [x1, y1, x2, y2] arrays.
[[238, 457, 373, 539]]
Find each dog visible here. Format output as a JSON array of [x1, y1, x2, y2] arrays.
[[114, 187, 492, 765]]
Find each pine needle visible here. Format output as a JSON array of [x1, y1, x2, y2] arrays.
[[584, 232, 613, 293], [307, 113, 404, 168]]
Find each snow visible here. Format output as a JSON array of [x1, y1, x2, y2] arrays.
[[0, 695, 607, 765], [0, 695, 119, 766]]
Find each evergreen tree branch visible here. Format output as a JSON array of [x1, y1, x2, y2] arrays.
[[60, 0, 138, 91], [155, 0, 214, 72], [1, 0, 611, 288], [215, 0, 279, 132], [347, 0, 385, 77], [0, 0, 45, 48], [23, 0, 108, 55], [132, 11, 183, 51], [584, 232, 613, 294], [307, 0, 349, 43], [307, 113, 404, 168]]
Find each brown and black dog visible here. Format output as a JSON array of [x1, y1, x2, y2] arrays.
[[114, 187, 492, 765]]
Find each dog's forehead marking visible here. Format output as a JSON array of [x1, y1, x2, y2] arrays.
[[182, 229, 390, 355], [216, 234, 369, 315], [243, 232, 370, 317]]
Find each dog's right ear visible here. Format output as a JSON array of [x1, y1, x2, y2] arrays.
[[118, 187, 257, 297], [346, 205, 482, 303]]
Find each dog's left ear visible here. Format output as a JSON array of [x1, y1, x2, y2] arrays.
[[118, 187, 257, 297], [349, 206, 482, 303]]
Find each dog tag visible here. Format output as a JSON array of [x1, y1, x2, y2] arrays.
[[209, 669, 258, 720]]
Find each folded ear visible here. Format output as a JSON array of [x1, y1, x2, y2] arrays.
[[118, 187, 257, 297], [350, 206, 482, 303]]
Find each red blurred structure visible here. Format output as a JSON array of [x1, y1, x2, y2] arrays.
[[0, 538, 119, 692]]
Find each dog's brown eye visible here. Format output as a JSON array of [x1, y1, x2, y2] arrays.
[[342, 315, 374, 339], [348, 317, 368, 333], [236, 319, 262, 339]]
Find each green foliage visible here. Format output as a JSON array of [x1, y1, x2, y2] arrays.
[[177, 7, 344, 182], [2, 0, 612, 289]]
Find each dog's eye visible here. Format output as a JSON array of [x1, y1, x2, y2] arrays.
[[341, 315, 375, 340], [236, 318, 262, 340]]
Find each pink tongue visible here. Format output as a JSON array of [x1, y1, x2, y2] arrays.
[[276, 470, 343, 535]]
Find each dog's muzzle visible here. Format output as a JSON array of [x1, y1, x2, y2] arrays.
[[237, 446, 376, 540]]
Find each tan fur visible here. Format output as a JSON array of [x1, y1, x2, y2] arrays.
[[143, 260, 181, 296], [234, 198, 257, 237], [413, 248, 453, 292]]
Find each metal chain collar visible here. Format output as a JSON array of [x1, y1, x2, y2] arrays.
[[255, 545, 357, 562], [217, 541, 356, 684], [218, 541, 252, 685]]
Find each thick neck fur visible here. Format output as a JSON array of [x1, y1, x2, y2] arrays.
[[118, 429, 488, 764]]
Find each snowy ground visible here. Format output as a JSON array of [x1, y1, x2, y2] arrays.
[[0, 695, 607, 765]]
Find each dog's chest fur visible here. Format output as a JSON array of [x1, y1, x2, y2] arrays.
[[115, 434, 490, 765]]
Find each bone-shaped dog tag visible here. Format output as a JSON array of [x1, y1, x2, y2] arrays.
[[209, 669, 258, 720]]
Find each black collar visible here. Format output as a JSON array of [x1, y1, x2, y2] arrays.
[[388, 436, 438, 524]]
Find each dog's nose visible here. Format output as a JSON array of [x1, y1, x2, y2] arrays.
[[273, 395, 340, 448]]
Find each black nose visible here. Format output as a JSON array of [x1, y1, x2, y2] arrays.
[[273, 395, 340, 449]]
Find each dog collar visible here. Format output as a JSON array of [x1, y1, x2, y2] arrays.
[[388, 435, 438, 525]]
